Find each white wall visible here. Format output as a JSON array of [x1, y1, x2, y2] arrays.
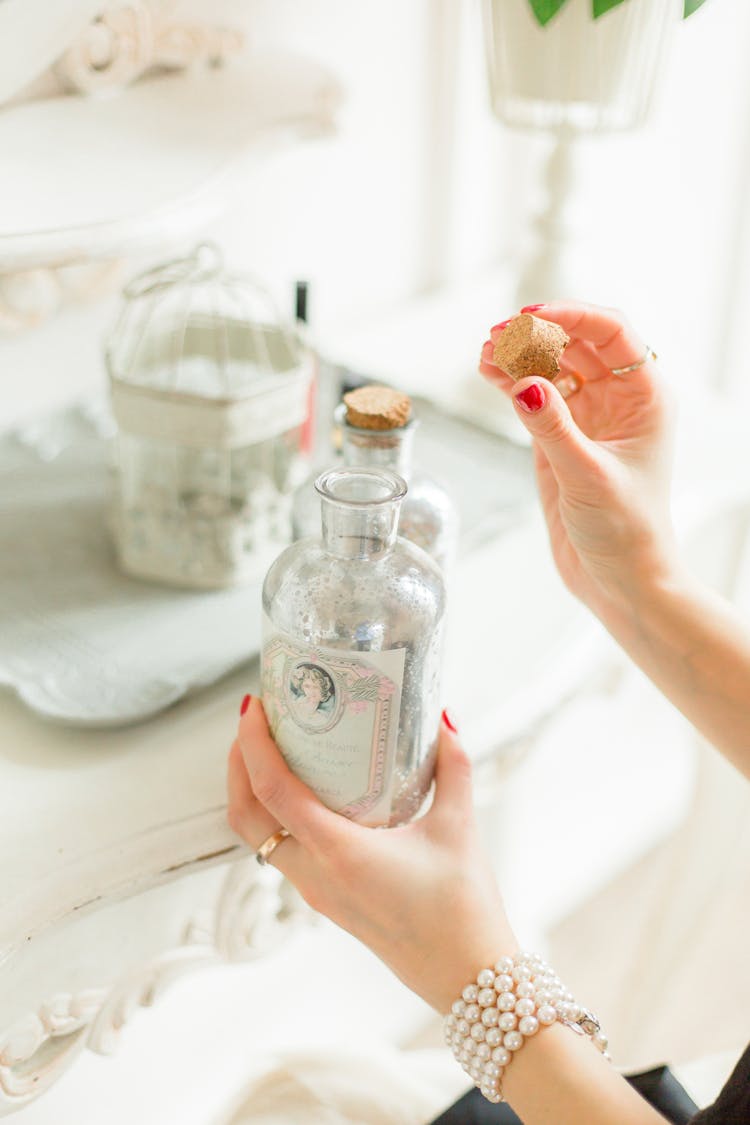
[[4, 0, 750, 427]]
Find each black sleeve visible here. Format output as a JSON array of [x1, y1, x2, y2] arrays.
[[429, 1066, 698, 1125], [429, 1046, 750, 1125], [689, 1045, 750, 1125]]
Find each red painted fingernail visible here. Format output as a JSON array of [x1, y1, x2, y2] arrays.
[[240, 694, 252, 716], [515, 383, 546, 413], [521, 304, 545, 314], [491, 318, 513, 332], [441, 708, 458, 733]]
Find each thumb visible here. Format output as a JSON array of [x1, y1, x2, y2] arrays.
[[430, 710, 474, 818], [511, 378, 600, 489]]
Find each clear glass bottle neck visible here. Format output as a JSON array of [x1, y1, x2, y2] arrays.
[[316, 468, 406, 560], [336, 407, 416, 480]]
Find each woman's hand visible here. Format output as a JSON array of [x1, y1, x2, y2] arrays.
[[480, 301, 679, 619], [226, 697, 517, 1013]]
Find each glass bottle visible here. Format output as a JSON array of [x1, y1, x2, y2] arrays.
[[262, 467, 447, 828], [292, 387, 458, 575]]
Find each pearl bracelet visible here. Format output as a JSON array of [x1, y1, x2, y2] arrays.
[[443, 951, 610, 1104]]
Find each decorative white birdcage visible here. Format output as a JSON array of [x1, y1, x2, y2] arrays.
[[106, 244, 314, 588]]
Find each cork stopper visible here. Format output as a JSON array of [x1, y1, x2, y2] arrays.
[[343, 385, 412, 431], [492, 313, 570, 381]]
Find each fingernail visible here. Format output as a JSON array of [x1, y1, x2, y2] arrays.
[[521, 304, 545, 314], [441, 708, 458, 733], [240, 694, 252, 716], [515, 383, 546, 413], [491, 318, 513, 332]]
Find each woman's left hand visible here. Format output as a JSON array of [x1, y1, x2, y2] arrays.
[[226, 696, 517, 1013]]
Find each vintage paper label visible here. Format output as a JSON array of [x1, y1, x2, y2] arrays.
[[261, 615, 405, 823]]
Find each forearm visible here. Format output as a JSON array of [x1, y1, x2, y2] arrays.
[[501, 1022, 668, 1125], [597, 567, 750, 774]]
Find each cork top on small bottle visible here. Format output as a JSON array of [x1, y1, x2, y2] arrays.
[[492, 313, 570, 381], [343, 385, 412, 431]]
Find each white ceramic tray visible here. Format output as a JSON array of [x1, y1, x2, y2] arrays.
[[0, 398, 534, 727]]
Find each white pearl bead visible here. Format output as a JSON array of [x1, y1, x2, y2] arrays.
[[462, 984, 479, 1003], [485, 1089, 503, 1104], [492, 1046, 511, 1066], [498, 1012, 517, 1032], [485, 1027, 502, 1046], [463, 1037, 477, 1055], [483, 1061, 501, 1078], [567, 1004, 582, 1023], [456, 1018, 470, 1036], [537, 1005, 557, 1026], [445, 1015, 456, 1031], [594, 1032, 609, 1052], [497, 991, 516, 1012], [476, 1042, 491, 1060], [465, 1003, 480, 1022], [493, 973, 513, 993], [557, 1002, 573, 1022], [516, 981, 536, 999], [469, 1064, 481, 1080], [451, 999, 466, 1017], [504, 1030, 523, 1051], [477, 968, 496, 988], [452, 1032, 463, 1048], [482, 1007, 499, 1027], [477, 988, 496, 1008], [460, 1045, 473, 1062], [519, 1015, 539, 1037], [515, 998, 535, 1017], [471, 1022, 486, 1042], [548, 989, 563, 1005], [534, 990, 551, 1007], [512, 965, 532, 984], [494, 956, 514, 975]]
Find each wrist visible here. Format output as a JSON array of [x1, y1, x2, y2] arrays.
[[444, 950, 611, 1105], [592, 557, 699, 652], [429, 937, 520, 1016], [586, 545, 690, 629]]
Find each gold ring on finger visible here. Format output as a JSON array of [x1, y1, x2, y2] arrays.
[[255, 827, 292, 866], [553, 370, 585, 400], [610, 347, 657, 377]]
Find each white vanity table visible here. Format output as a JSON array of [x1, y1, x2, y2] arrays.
[[0, 509, 602, 1117]]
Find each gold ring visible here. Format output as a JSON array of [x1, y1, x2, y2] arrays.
[[610, 347, 657, 377], [255, 827, 291, 866], [553, 370, 584, 400]]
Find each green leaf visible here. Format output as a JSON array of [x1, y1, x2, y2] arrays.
[[528, 0, 570, 27], [684, 0, 708, 15], [592, 0, 629, 16]]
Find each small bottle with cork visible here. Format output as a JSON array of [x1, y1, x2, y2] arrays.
[[292, 384, 458, 576]]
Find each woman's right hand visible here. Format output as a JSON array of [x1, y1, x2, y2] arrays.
[[480, 300, 680, 620]]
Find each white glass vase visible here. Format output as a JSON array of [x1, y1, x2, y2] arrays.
[[483, 0, 682, 134]]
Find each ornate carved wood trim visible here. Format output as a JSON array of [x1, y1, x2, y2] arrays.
[[53, 3, 244, 96], [0, 857, 309, 1113]]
